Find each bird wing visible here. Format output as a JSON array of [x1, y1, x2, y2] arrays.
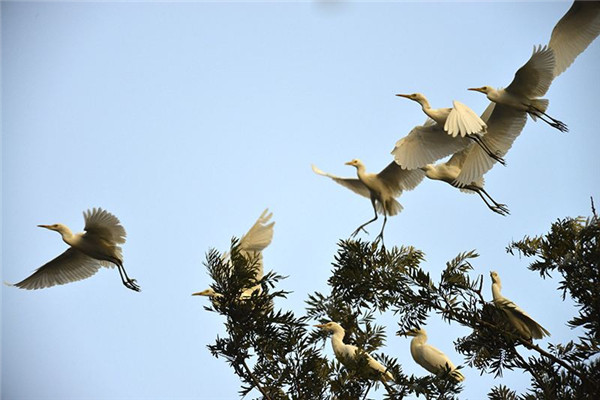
[[12, 248, 102, 290], [311, 164, 371, 199], [83, 208, 127, 244], [505, 45, 555, 98], [495, 297, 551, 340], [444, 101, 487, 137], [391, 123, 471, 169], [239, 209, 274, 281], [415, 343, 455, 374], [377, 161, 426, 195], [239, 209, 274, 253], [549, 1, 600, 77], [453, 103, 527, 187]]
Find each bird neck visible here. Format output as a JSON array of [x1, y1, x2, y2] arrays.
[[411, 333, 427, 347], [57, 226, 76, 246], [354, 164, 366, 179], [330, 327, 347, 356], [491, 282, 502, 301], [417, 98, 432, 112]]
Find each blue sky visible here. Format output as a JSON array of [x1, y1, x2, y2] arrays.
[[2, 1, 599, 399]]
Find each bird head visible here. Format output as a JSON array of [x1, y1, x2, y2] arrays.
[[344, 159, 363, 169], [38, 223, 69, 235], [490, 271, 501, 286], [396, 93, 427, 104], [314, 321, 343, 334], [403, 327, 426, 337], [468, 86, 492, 94], [192, 288, 222, 298]]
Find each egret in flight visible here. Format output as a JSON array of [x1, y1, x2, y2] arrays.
[[404, 328, 465, 382], [469, 45, 567, 132], [548, 1, 600, 78], [192, 209, 274, 301], [312, 160, 424, 242], [420, 147, 509, 216], [490, 271, 550, 341], [10, 208, 139, 292], [393, 94, 505, 167], [314, 322, 395, 382]]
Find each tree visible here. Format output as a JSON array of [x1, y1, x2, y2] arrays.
[[199, 207, 599, 399]]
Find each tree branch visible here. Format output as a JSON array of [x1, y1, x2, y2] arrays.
[[241, 358, 272, 400]]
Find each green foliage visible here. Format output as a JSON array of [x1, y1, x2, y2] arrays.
[[200, 210, 600, 399]]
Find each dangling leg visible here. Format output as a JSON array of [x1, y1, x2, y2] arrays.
[[469, 135, 506, 166], [351, 197, 378, 237], [479, 187, 510, 215], [114, 260, 141, 292], [528, 107, 568, 132], [466, 186, 509, 216]]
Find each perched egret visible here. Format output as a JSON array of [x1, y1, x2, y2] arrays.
[[420, 147, 509, 216], [10, 208, 139, 292], [548, 1, 600, 78], [393, 94, 505, 167], [469, 45, 567, 132], [404, 328, 465, 382], [490, 271, 550, 341], [314, 322, 394, 382], [192, 209, 274, 301], [312, 160, 425, 241]]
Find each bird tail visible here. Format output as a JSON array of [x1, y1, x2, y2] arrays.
[[377, 199, 403, 216], [529, 98, 549, 121]]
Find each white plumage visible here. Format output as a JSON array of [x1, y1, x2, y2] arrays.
[[312, 159, 425, 241], [490, 271, 550, 341], [315, 321, 394, 382], [10, 208, 139, 292], [406, 328, 465, 382], [192, 209, 274, 300], [548, 1, 600, 78], [420, 147, 509, 216]]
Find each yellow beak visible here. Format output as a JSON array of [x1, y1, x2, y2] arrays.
[[395, 93, 411, 99], [468, 87, 485, 93]]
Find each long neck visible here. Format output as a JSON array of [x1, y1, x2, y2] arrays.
[[491, 281, 502, 301], [330, 327, 347, 356], [57, 226, 76, 246], [354, 164, 367, 180]]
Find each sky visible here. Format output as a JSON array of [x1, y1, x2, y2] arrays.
[[2, 1, 599, 399]]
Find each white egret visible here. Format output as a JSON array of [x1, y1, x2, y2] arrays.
[[404, 328, 465, 382], [469, 45, 567, 132], [314, 322, 394, 382], [396, 93, 486, 138], [192, 209, 274, 301], [451, 101, 528, 188], [312, 160, 425, 241], [420, 147, 509, 216], [490, 271, 550, 341], [548, 1, 600, 78], [10, 208, 139, 292], [393, 94, 505, 167]]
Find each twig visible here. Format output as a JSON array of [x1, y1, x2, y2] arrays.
[[241, 358, 272, 400]]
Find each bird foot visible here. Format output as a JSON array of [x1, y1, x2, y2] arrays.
[[125, 278, 141, 292], [493, 153, 507, 166], [492, 205, 510, 216], [351, 226, 368, 238], [374, 233, 385, 248], [552, 120, 568, 133]]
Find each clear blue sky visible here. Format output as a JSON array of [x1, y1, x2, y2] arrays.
[[2, 1, 598, 399]]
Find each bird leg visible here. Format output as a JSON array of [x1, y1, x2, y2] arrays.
[[479, 187, 510, 215], [115, 262, 141, 292], [374, 213, 387, 248], [351, 199, 379, 238], [527, 107, 568, 132], [468, 135, 506, 166], [466, 186, 509, 216]]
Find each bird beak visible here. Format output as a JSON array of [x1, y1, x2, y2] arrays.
[[468, 87, 484, 93], [344, 161, 353, 166], [191, 291, 205, 296], [313, 324, 326, 328], [402, 330, 417, 337], [395, 93, 411, 99], [37, 224, 51, 229]]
